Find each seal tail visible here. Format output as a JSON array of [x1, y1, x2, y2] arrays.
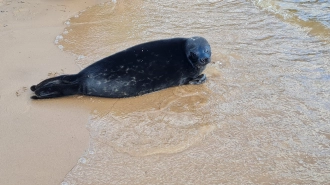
[[31, 74, 80, 99]]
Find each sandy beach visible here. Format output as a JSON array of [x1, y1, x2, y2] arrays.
[[0, 1, 107, 184], [1, 0, 330, 184]]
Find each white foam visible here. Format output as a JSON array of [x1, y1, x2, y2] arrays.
[[78, 157, 86, 164], [77, 55, 85, 60], [54, 35, 63, 44], [56, 35, 63, 40]]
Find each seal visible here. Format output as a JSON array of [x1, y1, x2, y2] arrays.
[[30, 36, 211, 99]]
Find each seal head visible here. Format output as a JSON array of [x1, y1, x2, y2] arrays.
[[186, 37, 211, 69]]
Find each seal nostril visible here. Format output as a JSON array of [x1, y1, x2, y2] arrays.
[[200, 58, 207, 64]]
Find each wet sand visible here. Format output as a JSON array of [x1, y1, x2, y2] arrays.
[[0, 1, 108, 184]]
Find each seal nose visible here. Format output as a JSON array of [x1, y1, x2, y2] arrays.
[[199, 58, 209, 65]]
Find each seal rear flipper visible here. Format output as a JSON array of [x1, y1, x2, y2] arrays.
[[31, 75, 79, 91], [32, 84, 80, 99], [30, 85, 37, 92], [31, 89, 62, 99], [31, 74, 80, 99]]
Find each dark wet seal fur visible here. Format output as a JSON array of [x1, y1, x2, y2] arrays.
[[30, 37, 211, 99]]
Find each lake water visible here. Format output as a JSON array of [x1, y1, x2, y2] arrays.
[[57, 0, 330, 184]]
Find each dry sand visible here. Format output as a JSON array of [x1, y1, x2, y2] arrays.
[[0, 1, 108, 184]]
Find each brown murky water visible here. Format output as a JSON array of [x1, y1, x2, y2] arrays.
[[57, 0, 330, 184]]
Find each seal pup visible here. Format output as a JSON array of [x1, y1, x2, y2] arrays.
[[31, 36, 211, 99]]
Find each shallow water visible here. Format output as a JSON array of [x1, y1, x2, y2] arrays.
[[57, 0, 330, 184], [251, 0, 330, 39]]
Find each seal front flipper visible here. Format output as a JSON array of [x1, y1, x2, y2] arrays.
[[31, 74, 80, 99], [188, 74, 206, 85]]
